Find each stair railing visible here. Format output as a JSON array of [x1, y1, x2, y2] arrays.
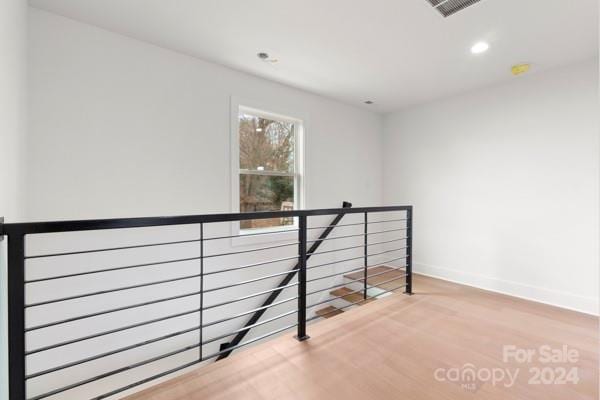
[[0, 204, 412, 400]]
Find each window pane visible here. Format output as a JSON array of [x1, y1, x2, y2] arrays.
[[239, 113, 295, 173], [240, 174, 294, 230]]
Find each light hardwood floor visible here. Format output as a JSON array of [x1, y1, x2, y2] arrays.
[[125, 274, 599, 400]]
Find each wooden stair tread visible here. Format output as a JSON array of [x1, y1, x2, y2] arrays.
[[330, 287, 375, 304], [315, 306, 344, 318], [344, 265, 406, 288]]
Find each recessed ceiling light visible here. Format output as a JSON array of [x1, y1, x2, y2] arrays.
[[471, 41, 489, 54], [256, 128, 263, 132], [364, 100, 374, 105]]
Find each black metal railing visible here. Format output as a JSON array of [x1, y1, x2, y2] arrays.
[[1, 204, 412, 400]]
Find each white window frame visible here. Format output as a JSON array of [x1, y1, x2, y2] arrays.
[[230, 97, 305, 244]]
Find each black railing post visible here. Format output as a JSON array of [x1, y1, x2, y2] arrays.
[[7, 229, 26, 400], [295, 215, 309, 341], [363, 212, 368, 300], [405, 207, 413, 295], [199, 223, 204, 361]]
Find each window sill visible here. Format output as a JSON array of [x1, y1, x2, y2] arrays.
[[231, 224, 299, 247]]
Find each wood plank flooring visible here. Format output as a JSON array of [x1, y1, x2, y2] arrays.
[[124, 274, 599, 400]]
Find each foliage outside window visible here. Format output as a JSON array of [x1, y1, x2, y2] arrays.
[[238, 110, 300, 230]]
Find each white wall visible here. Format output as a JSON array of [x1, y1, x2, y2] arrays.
[[25, 8, 388, 399], [0, 0, 27, 222], [27, 8, 383, 221], [383, 60, 599, 315], [0, 0, 27, 398]]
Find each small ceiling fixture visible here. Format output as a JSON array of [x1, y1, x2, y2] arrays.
[[511, 63, 531, 76], [257, 52, 278, 63], [471, 41, 489, 54], [364, 100, 374, 105]]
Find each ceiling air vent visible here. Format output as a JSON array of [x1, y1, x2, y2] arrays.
[[426, 0, 484, 17]]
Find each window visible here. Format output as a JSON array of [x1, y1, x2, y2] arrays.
[[232, 103, 304, 233]]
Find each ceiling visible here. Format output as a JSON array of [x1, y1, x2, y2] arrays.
[[29, 0, 598, 113]]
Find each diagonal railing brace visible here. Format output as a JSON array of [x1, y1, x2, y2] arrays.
[[216, 201, 352, 360]]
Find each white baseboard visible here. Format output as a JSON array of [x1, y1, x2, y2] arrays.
[[414, 262, 599, 316]]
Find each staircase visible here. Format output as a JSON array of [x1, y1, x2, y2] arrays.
[[314, 265, 407, 318]]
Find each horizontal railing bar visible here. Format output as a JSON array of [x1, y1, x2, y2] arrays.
[[307, 232, 364, 243], [91, 322, 299, 400], [368, 227, 407, 235], [204, 241, 298, 258], [202, 296, 298, 328], [25, 238, 200, 260], [203, 255, 299, 276], [204, 228, 298, 241], [369, 256, 408, 266], [366, 218, 407, 225], [3, 206, 412, 235], [366, 247, 407, 258], [25, 307, 201, 356], [307, 274, 408, 309], [306, 267, 406, 298], [306, 265, 364, 283], [306, 228, 408, 244], [306, 218, 407, 232], [307, 282, 408, 321], [204, 269, 299, 294], [26, 290, 201, 332], [26, 323, 202, 380], [307, 244, 363, 256], [366, 237, 408, 247], [307, 221, 364, 230], [202, 309, 298, 345], [25, 256, 201, 284], [26, 273, 202, 308], [306, 255, 364, 271], [203, 282, 299, 310]]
